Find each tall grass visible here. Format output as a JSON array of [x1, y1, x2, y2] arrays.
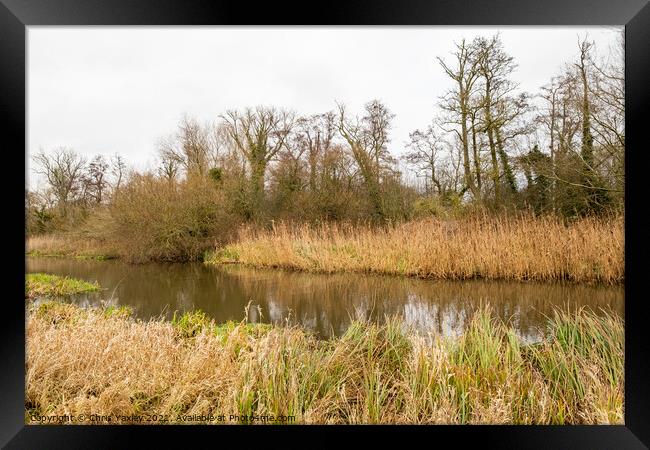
[[26, 302, 623, 424], [207, 214, 623, 284], [26, 234, 118, 260]]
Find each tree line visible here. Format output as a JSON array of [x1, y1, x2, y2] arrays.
[[27, 33, 624, 237]]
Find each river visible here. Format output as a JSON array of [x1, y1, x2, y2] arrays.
[[26, 256, 623, 342]]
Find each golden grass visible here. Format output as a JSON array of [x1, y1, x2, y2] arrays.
[[26, 234, 118, 260], [26, 301, 623, 425], [207, 214, 623, 284]]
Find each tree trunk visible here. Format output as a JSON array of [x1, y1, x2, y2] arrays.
[[470, 113, 482, 197], [483, 91, 501, 203], [495, 127, 517, 194], [459, 84, 478, 200], [578, 47, 599, 212], [249, 160, 266, 215]]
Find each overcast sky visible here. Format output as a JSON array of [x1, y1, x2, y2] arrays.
[[27, 26, 622, 189]]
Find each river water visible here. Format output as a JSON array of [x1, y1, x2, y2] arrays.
[[26, 256, 623, 342]]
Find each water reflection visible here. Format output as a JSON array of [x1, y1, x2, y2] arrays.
[[26, 257, 623, 342]]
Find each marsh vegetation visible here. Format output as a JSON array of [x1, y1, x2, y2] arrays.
[[206, 214, 623, 284], [26, 301, 623, 424], [25, 273, 101, 299]]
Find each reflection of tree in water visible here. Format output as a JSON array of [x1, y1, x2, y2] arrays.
[[27, 257, 623, 341], [219, 266, 623, 340]]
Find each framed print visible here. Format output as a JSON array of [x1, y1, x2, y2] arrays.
[[2, 0, 649, 447]]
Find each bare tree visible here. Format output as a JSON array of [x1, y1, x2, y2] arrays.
[[538, 78, 563, 212], [573, 36, 614, 212], [474, 35, 528, 201], [157, 147, 180, 182], [271, 120, 310, 199], [82, 155, 109, 204], [158, 115, 221, 178], [576, 38, 596, 178], [589, 30, 624, 195], [532, 36, 623, 216], [403, 123, 447, 195], [296, 112, 337, 193], [32, 148, 86, 215], [337, 100, 395, 219], [467, 99, 484, 194], [110, 153, 127, 194], [438, 39, 481, 200]]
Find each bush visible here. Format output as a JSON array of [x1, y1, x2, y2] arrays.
[[413, 197, 442, 218], [106, 174, 238, 262], [412, 193, 464, 219]]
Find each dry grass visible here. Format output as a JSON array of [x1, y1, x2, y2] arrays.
[[26, 234, 118, 260], [26, 301, 623, 425], [207, 214, 623, 284]]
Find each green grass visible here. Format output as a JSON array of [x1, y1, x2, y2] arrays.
[[103, 305, 134, 319], [26, 250, 116, 260], [25, 273, 101, 298], [72, 254, 117, 261], [204, 247, 240, 264], [171, 310, 271, 340]]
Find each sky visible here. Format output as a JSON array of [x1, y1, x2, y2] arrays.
[[27, 26, 623, 189]]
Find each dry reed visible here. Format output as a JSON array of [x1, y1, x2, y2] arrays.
[[26, 301, 623, 425], [207, 214, 623, 284]]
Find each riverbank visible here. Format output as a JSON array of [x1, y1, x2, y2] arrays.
[[26, 301, 623, 424], [26, 234, 118, 260], [27, 215, 624, 284], [206, 215, 624, 284]]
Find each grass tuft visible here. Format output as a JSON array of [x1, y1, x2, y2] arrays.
[[25, 273, 101, 298]]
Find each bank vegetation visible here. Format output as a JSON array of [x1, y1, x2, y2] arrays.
[[26, 301, 623, 425], [206, 214, 623, 284]]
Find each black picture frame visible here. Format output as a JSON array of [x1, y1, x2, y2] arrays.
[[3, 0, 649, 447]]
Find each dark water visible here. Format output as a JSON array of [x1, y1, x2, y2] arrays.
[[26, 257, 623, 342]]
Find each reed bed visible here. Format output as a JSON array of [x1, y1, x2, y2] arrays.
[[207, 214, 623, 284], [26, 302, 623, 425], [26, 234, 118, 260]]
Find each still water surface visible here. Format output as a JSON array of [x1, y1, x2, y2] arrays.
[[26, 257, 623, 342]]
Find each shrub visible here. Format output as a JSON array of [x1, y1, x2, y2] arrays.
[[107, 174, 238, 262]]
